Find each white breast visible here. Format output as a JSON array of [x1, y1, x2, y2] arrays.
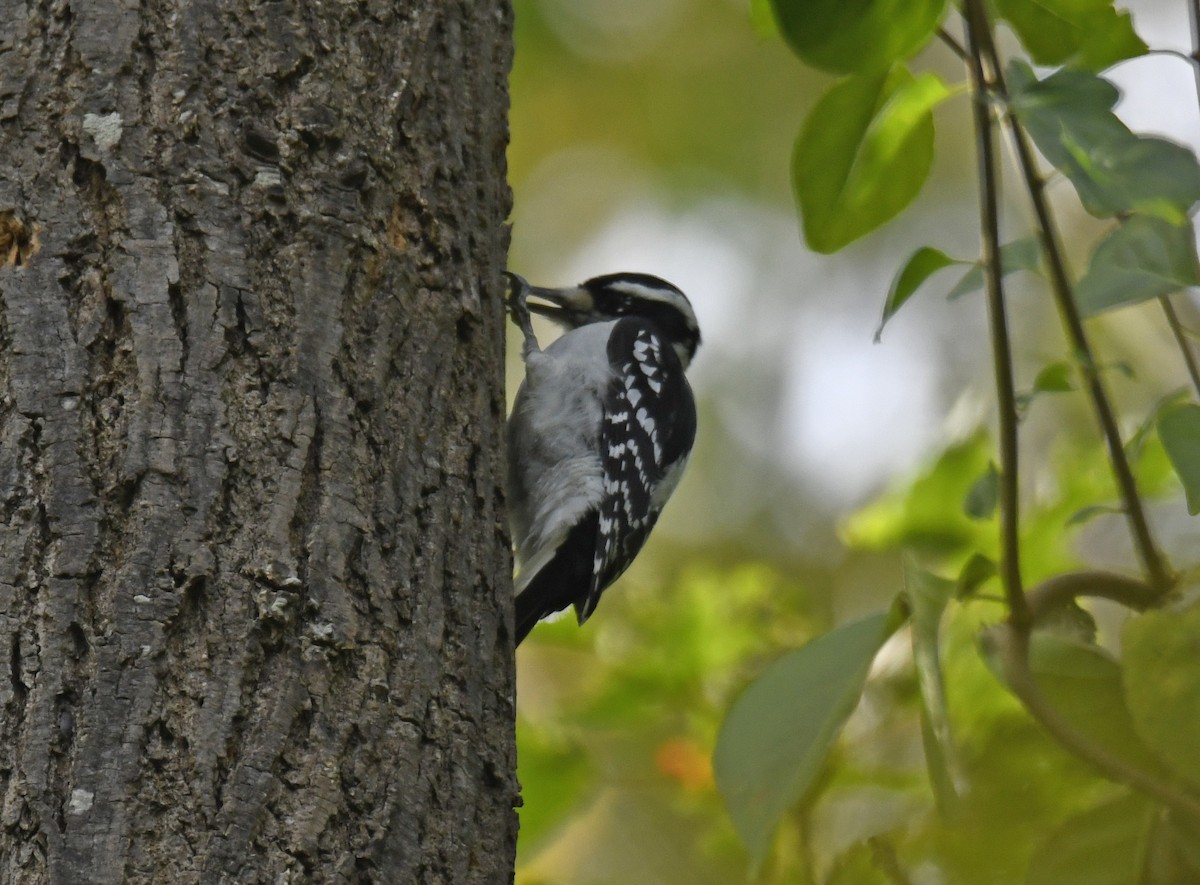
[[508, 321, 618, 566]]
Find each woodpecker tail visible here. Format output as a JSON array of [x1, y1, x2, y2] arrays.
[[513, 513, 598, 646], [514, 588, 547, 646]]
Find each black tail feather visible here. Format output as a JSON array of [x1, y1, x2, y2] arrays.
[[513, 513, 598, 646], [514, 588, 549, 646]]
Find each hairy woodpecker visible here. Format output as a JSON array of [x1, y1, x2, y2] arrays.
[[505, 271, 700, 645]]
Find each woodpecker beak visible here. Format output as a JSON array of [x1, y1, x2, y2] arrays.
[[525, 285, 595, 326]]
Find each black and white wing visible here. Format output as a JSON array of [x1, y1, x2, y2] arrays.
[[574, 317, 697, 622]]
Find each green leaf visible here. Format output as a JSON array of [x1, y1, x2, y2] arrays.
[[1076, 216, 1200, 315], [994, 0, 1146, 72], [1157, 403, 1200, 514], [876, 246, 962, 341], [749, 0, 779, 39], [769, 0, 944, 74], [1025, 792, 1154, 885], [1018, 361, 1077, 413], [1067, 132, 1200, 223], [794, 68, 951, 254], [1022, 634, 1164, 775], [1127, 387, 1192, 460], [1123, 602, 1200, 789], [1007, 62, 1123, 139], [714, 611, 896, 870], [963, 462, 999, 520], [1033, 362, 1074, 393], [956, 552, 997, 599], [946, 236, 1043, 299], [1039, 601, 1099, 645], [1064, 504, 1124, 527], [904, 562, 961, 813], [1009, 63, 1200, 221]]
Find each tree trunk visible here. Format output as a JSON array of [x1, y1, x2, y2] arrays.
[[0, 0, 517, 881]]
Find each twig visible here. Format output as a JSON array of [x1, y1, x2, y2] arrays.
[[1174, 0, 1200, 401], [1161, 296, 1200, 399], [963, 2, 1029, 629], [1024, 570, 1158, 619], [1189, 0, 1200, 111], [967, 0, 1174, 598], [1143, 47, 1200, 69], [936, 26, 969, 63]]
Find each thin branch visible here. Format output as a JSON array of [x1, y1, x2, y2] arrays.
[[936, 26, 969, 63], [963, 3, 1028, 629], [991, 624, 1200, 819], [1143, 47, 1200, 68], [1161, 296, 1200, 399], [966, 0, 1174, 598], [1025, 570, 1158, 619], [1190, 0, 1200, 113], [1178, 0, 1200, 401]]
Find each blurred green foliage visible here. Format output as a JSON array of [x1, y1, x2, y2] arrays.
[[510, 0, 1200, 882]]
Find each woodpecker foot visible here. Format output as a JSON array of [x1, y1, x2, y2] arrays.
[[504, 272, 538, 351]]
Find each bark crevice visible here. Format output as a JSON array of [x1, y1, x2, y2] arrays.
[[1, 0, 516, 881]]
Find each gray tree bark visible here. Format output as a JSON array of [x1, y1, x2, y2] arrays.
[[0, 0, 517, 882]]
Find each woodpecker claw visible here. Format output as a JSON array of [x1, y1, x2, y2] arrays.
[[503, 271, 528, 306], [504, 271, 537, 349]]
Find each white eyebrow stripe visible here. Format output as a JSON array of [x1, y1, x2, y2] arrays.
[[609, 282, 682, 303]]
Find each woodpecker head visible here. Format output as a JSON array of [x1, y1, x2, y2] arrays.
[[519, 272, 701, 368]]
